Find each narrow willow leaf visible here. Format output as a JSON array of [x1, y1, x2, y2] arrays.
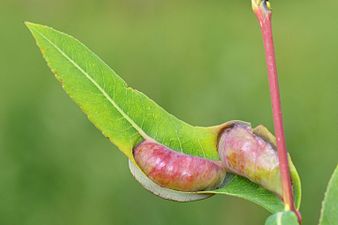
[[265, 211, 299, 225], [319, 165, 338, 225], [26, 22, 301, 213], [25, 22, 219, 162]]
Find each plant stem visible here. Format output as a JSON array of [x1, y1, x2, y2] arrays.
[[251, 0, 301, 223]]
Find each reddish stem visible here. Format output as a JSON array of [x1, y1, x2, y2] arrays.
[[252, 1, 301, 223]]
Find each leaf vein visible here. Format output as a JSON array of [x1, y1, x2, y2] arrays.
[[34, 29, 149, 139]]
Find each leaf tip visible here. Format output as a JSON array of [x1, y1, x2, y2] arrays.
[[24, 22, 50, 34], [24, 21, 38, 30]]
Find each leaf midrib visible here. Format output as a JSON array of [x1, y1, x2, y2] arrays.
[[33, 27, 149, 139]]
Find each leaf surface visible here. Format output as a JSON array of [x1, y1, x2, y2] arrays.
[[26, 23, 219, 162], [26, 22, 301, 213], [319, 165, 338, 225], [265, 211, 299, 225], [204, 175, 284, 213]]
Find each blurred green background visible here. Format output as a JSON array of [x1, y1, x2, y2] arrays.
[[0, 0, 337, 224]]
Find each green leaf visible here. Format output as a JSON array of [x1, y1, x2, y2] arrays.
[[26, 22, 300, 213], [25, 21, 219, 162], [203, 174, 284, 213], [265, 211, 299, 225], [319, 165, 338, 225]]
